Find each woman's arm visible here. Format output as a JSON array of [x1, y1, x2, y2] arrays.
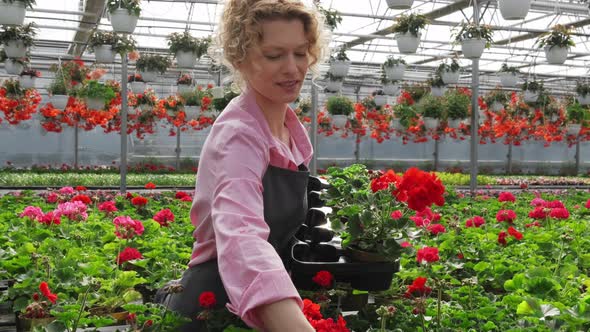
[[255, 298, 315, 332]]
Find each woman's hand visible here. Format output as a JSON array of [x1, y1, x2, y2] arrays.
[[255, 298, 315, 332]]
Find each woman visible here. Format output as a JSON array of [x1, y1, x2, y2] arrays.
[[166, 0, 328, 330]]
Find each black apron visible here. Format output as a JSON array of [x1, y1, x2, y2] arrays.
[[166, 164, 309, 331]]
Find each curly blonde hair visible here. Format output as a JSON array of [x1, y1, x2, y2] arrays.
[[210, 0, 330, 86]]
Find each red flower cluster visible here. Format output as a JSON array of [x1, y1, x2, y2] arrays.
[[312, 270, 333, 288], [39, 211, 61, 226], [498, 226, 523, 246], [416, 246, 439, 263], [153, 208, 175, 227], [98, 201, 118, 214], [390, 210, 403, 220], [131, 196, 148, 206], [498, 192, 516, 203], [113, 216, 144, 239], [586, 199, 590, 209], [46, 192, 59, 204], [549, 208, 569, 219], [427, 223, 446, 235], [145, 182, 156, 189], [465, 216, 485, 228], [71, 194, 92, 205], [75, 186, 87, 191], [496, 209, 517, 223], [394, 168, 445, 212], [528, 206, 549, 220], [117, 247, 143, 265], [39, 281, 57, 304], [199, 291, 217, 309], [404, 277, 432, 298], [370, 170, 400, 193], [302, 299, 350, 332]]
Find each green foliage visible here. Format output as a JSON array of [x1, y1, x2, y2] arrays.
[[136, 53, 171, 74], [428, 74, 445, 88], [416, 94, 444, 119], [330, 46, 349, 62], [392, 13, 428, 37], [107, 0, 141, 16], [536, 24, 576, 49], [576, 81, 590, 97], [316, 3, 342, 30], [382, 55, 406, 68], [566, 103, 590, 124], [453, 23, 494, 47], [436, 58, 460, 74], [211, 87, 240, 112], [2, 78, 24, 98], [484, 88, 509, 106], [77, 80, 116, 103], [167, 31, 200, 55], [522, 79, 544, 93], [46, 78, 67, 96], [1, 0, 36, 9], [393, 103, 418, 128], [499, 63, 520, 74], [88, 30, 136, 55], [326, 95, 354, 116], [0, 23, 36, 47], [444, 88, 470, 119]]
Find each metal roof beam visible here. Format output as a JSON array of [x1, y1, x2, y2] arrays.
[[67, 0, 106, 56]]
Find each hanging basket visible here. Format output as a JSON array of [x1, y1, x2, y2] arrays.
[[374, 95, 388, 107], [383, 83, 400, 96], [384, 64, 405, 80], [577, 94, 590, 106], [523, 90, 539, 103], [4, 40, 27, 58], [491, 101, 504, 112], [544, 46, 568, 65], [94, 44, 116, 63], [447, 118, 463, 128], [325, 80, 343, 92], [441, 71, 460, 84], [211, 86, 225, 99], [139, 71, 158, 82], [176, 50, 197, 68], [85, 97, 104, 110], [177, 84, 193, 94], [5, 59, 23, 75], [567, 124, 581, 136], [110, 8, 139, 34], [499, 72, 518, 87], [330, 114, 348, 128], [129, 81, 146, 93], [329, 60, 350, 77], [395, 32, 420, 54], [184, 106, 200, 119], [390, 118, 403, 131], [423, 117, 439, 130], [50, 95, 69, 110], [0, 1, 26, 26], [498, 0, 532, 20], [461, 38, 486, 59], [386, 0, 414, 9], [19, 75, 36, 89], [430, 86, 446, 97]]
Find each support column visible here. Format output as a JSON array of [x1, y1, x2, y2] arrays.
[[120, 53, 129, 193], [310, 82, 319, 175], [469, 0, 480, 195]]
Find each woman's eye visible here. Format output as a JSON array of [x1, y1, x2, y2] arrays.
[[295, 53, 307, 57], [265, 55, 281, 60]]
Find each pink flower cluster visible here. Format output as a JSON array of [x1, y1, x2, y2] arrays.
[[113, 216, 144, 239], [20, 206, 62, 226], [528, 198, 570, 221], [54, 201, 88, 221]]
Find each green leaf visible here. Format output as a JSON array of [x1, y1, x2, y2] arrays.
[[517, 301, 534, 315]]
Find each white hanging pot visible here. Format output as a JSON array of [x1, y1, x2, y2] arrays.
[[4, 59, 23, 75], [184, 105, 200, 119], [383, 83, 400, 96], [129, 81, 146, 93], [94, 44, 116, 63], [524, 90, 539, 103], [50, 95, 69, 110], [109, 8, 139, 34], [326, 80, 343, 92], [390, 118, 403, 131], [329, 60, 350, 77], [396, 32, 421, 54], [19, 75, 36, 89], [386, 0, 414, 9], [577, 94, 590, 105], [374, 95, 388, 107], [139, 71, 158, 82], [211, 86, 225, 99], [176, 50, 197, 68], [441, 71, 460, 84], [384, 64, 405, 80], [4, 40, 27, 58], [85, 97, 104, 110], [544, 46, 568, 65], [499, 72, 518, 87], [461, 38, 487, 59], [423, 117, 439, 130], [431, 86, 446, 97], [330, 114, 348, 128], [177, 84, 193, 94], [491, 101, 504, 112], [498, 0, 532, 20], [567, 123, 581, 135], [0, 1, 26, 26], [448, 119, 462, 128]]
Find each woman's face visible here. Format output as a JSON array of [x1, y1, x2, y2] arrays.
[[238, 19, 309, 106]]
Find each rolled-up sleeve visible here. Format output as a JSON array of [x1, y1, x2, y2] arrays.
[[210, 128, 302, 329]]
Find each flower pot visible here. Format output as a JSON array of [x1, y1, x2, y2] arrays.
[[499, 72, 518, 87], [211, 86, 225, 99], [491, 101, 504, 112], [345, 246, 389, 263], [577, 94, 590, 106], [184, 105, 200, 119], [139, 71, 157, 82], [395, 32, 420, 54], [423, 117, 439, 130], [524, 90, 539, 103], [441, 71, 460, 84], [448, 118, 462, 128], [5, 40, 27, 58], [386, 0, 414, 9], [544, 46, 568, 65], [50, 95, 69, 110], [329, 60, 350, 77], [19, 75, 36, 89], [330, 114, 348, 128], [0, 1, 26, 26], [430, 86, 446, 97], [85, 97, 104, 110], [17, 316, 56, 332], [129, 81, 146, 93], [383, 83, 400, 96], [177, 84, 193, 94], [498, 0, 532, 20], [325, 80, 342, 92], [461, 38, 487, 59], [110, 8, 139, 34], [176, 50, 197, 68], [567, 123, 581, 135], [384, 64, 405, 81], [391, 118, 403, 131], [5, 59, 23, 75], [374, 95, 388, 107], [94, 44, 116, 63]]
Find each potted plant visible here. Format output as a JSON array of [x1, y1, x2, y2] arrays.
[[392, 102, 417, 130], [437, 58, 461, 84], [0, 23, 36, 58], [416, 94, 443, 130], [566, 102, 589, 135], [391, 13, 428, 54], [326, 95, 353, 128], [329, 46, 350, 77], [576, 81, 590, 105], [382, 77, 400, 97], [522, 79, 543, 103], [107, 0, 141, 34], [484, 88, 509, 112], [453, 23, 493, 59], [325, 72, 344, 92], [46, 77, 69, 110], [128, 73, 145, 93], [17, 282, 57, 331], [135, 88, 157, 112], [78, 80, 117, 110], [135, 53, 171, 82], [317, 5, 342, 31], [0, 0, 35, 26], [179, 91, 201, 119], [382, 56, 406, 81], [535, 24, 575, 65], [498, 63, 519, 87], [88, 30, 136, 63], [18, 68, 39, 89], [498, 0, 532, 20], [177, 73, 193, 94], [444, 88, 470, 127], [167, 31, 200, 68], [428, 75, 446, 97], [386, 0, 414, 10], [373, 90, 388, 107], [1, 49, 28, 75]]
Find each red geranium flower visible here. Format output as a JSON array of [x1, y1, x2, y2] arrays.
[[585, 199, 590, 209], [549, 208, 569, 219], [46, 192, 59, 204], [145, 182, 156, 190], [427, 223, 446, 235], [496, 209, 517, 223], [39, 211, 61, 226], [390, 210, 403, 220], [131, 196, 148, 206], [416, 247, 439, 263], [370, 170, 401, 193], [546, 200, 565, 209], [153, 208, 175, 227], [465, 216, 485, 228], [528, 206, 549, 220], [71, 194, 92, 205], [498, 192, 516, 203], [303, 298, 323, 321], [175, 191, 190, 199], [75, 186, 87, 191], [117, 247, 143, 265], [498, 231, 508, 246], [526, 221, 541, 228], [98, 201, 118, 213], [39, 281, 57, 304], [181, 195, 193, 202], [507, 226, 523, 240], [404, 276, 432, 298], [312, 270, 333, 288], [394, 168, 445, 212], [198, 291, 216, 309]]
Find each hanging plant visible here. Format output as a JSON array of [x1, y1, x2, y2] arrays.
[[498, 63, 520, 87], [177, 74, 193, 86], [535, 25, 575, 65], [521, 79, 543, 103], [566, 102, 589, 125], [453, 23, 493, 59], [484, 88, 509, 112], [392, 13, 428, 54], [0, 0, 35, 26], [444, 88, 470, 120], [107, 0, 141, 34], [416, 94, 444, 120], [77, 80, 117, 109], [382, 56, 406, 81], [167, 31, 199, 55], [329, 46, 350, 77], [1, 0, 35, 8], [315, 3, 342, 31], [428, 75, 446, 97], [0, 78, 41, 125], [136, 54, 171, 74], [106, 0, 141, 16], [576, 81, 590, 105], [437, 58, 461, 84], [0, 23, 36, 58]]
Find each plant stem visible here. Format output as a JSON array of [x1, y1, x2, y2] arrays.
[[380, 314, 386, 332], [158, 292, 172, 332], [420, 313, 427, 332], [71, 284, 92, 332], [437, 284, 442, 330], [553, 240, 564, 277]]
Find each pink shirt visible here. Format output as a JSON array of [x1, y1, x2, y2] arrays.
[[188, 86, 313, 329]]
